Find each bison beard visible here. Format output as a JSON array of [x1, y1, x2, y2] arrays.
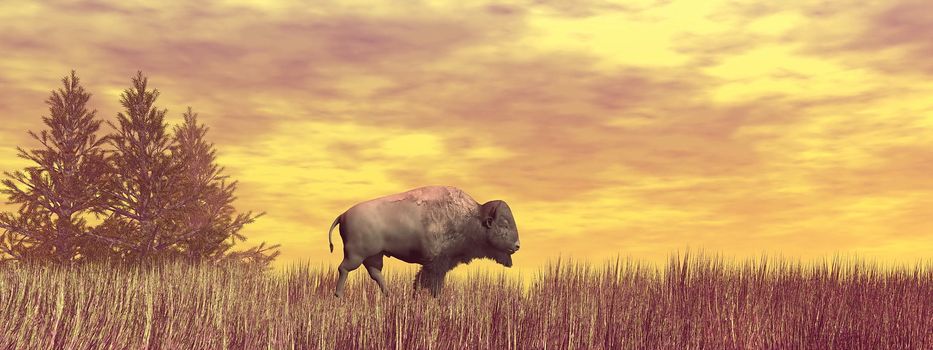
[[411, 248, 515, 297], [491, 250, 513, 267]]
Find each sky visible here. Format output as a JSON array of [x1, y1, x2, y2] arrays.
[[1, 0, 931, 273]]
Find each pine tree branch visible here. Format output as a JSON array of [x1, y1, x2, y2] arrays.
[[0, 216, 43, 242], [84, 230, 137, 250], [105, 205, 144, 221]]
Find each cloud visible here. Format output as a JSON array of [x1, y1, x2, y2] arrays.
[[0, 0, 528, 143], [750, 0, 933, 77], [1, 0, 931, 267], [844, 1, 933, 51]]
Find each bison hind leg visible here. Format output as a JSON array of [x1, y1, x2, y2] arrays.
[[335, 254, 364, 298], [363, 255, 388, 295]]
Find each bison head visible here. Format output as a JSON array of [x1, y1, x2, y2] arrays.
[[480, 200, 520, 267]]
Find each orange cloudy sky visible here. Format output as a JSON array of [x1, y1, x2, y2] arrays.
[[1, 0, 932, 271]]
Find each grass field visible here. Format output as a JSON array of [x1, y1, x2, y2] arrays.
[[0, 253, 929, 349]]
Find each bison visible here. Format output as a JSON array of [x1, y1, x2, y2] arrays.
[[327, 186, 520, 297]]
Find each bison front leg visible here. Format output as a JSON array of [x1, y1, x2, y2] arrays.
[[427, 270, 447, 297], [412, 268, 426, 297], [413, 263, 449, 297]]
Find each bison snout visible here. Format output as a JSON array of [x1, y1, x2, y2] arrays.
[[509, 243, 520, 253]]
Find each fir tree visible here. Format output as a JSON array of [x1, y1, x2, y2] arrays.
[[3, 71, 277, 267], [0, 71, 109, 263], [95, 73, 277, 266], [95, 71, 184, 261], [165, 108, 277, 264]]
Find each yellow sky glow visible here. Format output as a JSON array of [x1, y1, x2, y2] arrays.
[[1, 0, 932, 274]]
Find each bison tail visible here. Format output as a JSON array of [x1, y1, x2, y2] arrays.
[[328, 213, 343, 253]]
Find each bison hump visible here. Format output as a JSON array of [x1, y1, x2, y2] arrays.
[[382, 186, 478, 207]]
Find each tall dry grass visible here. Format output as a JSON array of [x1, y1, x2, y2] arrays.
[[0, 253, 929, 349]]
